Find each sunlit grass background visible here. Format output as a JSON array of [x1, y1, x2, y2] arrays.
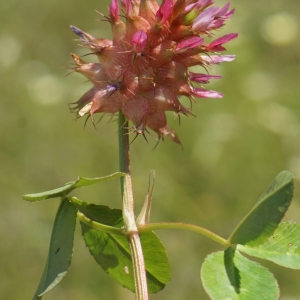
[[1, 0, 300, 299]]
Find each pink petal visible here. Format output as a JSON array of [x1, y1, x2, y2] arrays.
[[155, 0, 173, 25], [185, 3, 197, 13], [176, 36, 204, 52], [192, 6, 219, 32], [109, 0, 120, 21], [225, 8, 235, 19], [201, 54, 236, 64], [186, 0, 214, 13], [207, 33, 238, 51], [121, 0, 133, 16], [215, 2, 230, 18], [193, 87, 223, 98], [132, 30, 148, 52], [189, 73, 222, 83]]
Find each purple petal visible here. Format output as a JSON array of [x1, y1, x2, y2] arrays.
[[70, 25, 95, 42], [106, 82, 120, 92], [70, 25, 86, 40], [192, 6, 219, 32]]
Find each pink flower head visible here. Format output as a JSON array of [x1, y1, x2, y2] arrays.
[[70, 0, 237, 145]]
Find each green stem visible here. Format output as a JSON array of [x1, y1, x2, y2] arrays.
[[76, 212, 125, 236], [139, 222, 230, 247], [118, 111, 130, 192], [118, 111, 148, 300]]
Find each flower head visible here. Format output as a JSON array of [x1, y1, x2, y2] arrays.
[[70, 0, 237, 145]]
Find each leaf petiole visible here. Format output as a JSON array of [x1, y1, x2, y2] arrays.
[[139, 222, 230, 247], [76, 212, 125, 236]]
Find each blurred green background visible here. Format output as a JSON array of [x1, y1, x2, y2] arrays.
[[1, 0, 300, 299]]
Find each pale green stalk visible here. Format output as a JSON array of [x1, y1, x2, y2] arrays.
[[118, 111, 148, 300]]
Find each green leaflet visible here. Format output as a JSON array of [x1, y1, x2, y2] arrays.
[[23, 172, 125, 202], [229, 171, 294, 246], [32, 199, 77, 299], [201, 248, 279, 300], [238, 222, 300, 269]]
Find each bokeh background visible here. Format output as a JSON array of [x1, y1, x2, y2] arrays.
[[1, 0, 300, 299]]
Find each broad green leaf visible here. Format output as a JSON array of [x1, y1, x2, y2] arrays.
[[81, 224, 135, 290], [238, 222, 300, 269], [23, 172, 125, 202], [71, 197, 123, 227], [139, 232, 171, 290], [75, 198, 171, 293], [32, 199, 77, 299], [201, 248, 279, 300], [82, 225, 170, 293], [229, 171, 294, 246]]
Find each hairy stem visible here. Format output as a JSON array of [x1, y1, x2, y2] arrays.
[[118, 111, 148, 300], [128, 232, 149, 300]]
